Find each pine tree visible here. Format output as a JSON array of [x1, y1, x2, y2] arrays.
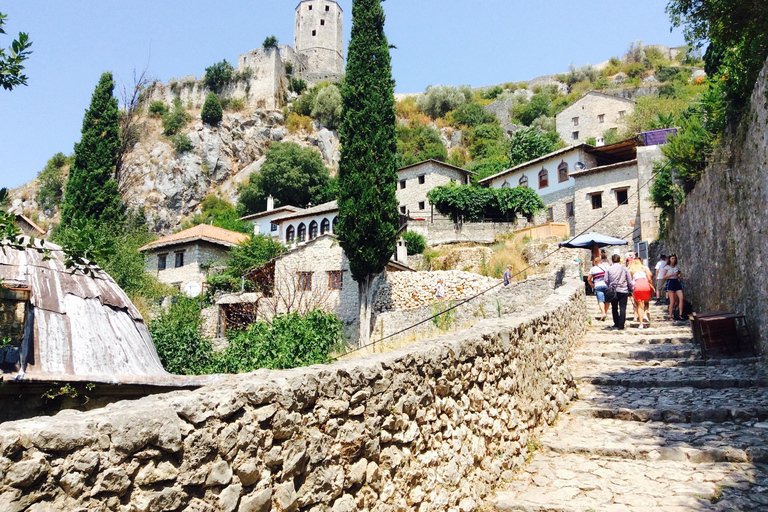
[[61, 72, 123, 226], [336, 0, 399, 345], [201, 92, 223, 126]]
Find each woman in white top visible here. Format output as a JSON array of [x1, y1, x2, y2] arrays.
[[661, 254, 684, 320], [587, 257, 610, 320]]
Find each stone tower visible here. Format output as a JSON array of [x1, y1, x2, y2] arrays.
[[294, 0, 344, 78]]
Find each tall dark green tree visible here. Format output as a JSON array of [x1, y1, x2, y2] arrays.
[[61, 72, 123, 226], [336, 0, 399, 345]]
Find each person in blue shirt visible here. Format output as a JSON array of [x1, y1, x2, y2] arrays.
[[503, 265, 512, 286]]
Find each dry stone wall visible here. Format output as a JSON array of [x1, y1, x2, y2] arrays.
[[662, 58, 768, 353], [373, 271, 500, 312], [0, 277, 586, 512]]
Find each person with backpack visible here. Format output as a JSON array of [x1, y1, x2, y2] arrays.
[[587, 256, 610, 321], [604, 254, 633, 330]]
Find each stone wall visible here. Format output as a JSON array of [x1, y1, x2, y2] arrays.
[[409, 219, 522, 246], [144, 242, 230, 292], [0, 275, 586, 512], [373, 270, 501, 312], [663, 58, 768, 353]]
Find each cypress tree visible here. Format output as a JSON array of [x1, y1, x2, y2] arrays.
[[61, 72, 123, 226], [336, 0, 399, 345], [201, 92, 223, 126]]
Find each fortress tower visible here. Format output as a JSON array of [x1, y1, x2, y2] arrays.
[[294, 0, 344, 78]]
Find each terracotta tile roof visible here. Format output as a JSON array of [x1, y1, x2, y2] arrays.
[[138, 224, 249, 252]]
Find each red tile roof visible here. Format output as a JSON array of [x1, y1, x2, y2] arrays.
[[138, 224, 249, 252]]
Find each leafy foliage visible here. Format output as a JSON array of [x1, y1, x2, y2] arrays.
[[396, 122, 447, 168], [162, 98, 190, 136], [184, 196, 250, 233], [150, 297, 213, 375], [508, 127, 557, 167], [417, 85, 473, 119], [205, 234, 285, 295], [0, 12, 32, 91], [201, 92, 223, 125], [238, 142, 334, 214], [310, 83, 342, 129], [286, 112, 314, 134], [262, 35, 279, 49], [512, 93, 551, 126], [427, 183, 545, 223], [36, 153, 69, 212], [447, 102, 496, 128], [60, 72, 124, 227], [402, 231, 426, 255], [289, 77, 307, 95], [203, 60, 234, 93], [208, 310, 342, 372], [337, 0, 400, 284], [170, 133, 193, 153], [147, 100, 168, 117]]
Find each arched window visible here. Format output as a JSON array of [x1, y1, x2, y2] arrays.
[[332, 216, 338, 232], [501, 180, 511, 189], [286, 225, 295, 243], [519, 175, 529, 188], [558, 161, 569, 183], [538, 168, 549, 189], [309, 220, 318, 240], [297, 223, 307, 242], [320, 218, 330, 235]]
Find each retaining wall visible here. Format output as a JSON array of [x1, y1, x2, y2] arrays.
[[0, 277, 586, 512]]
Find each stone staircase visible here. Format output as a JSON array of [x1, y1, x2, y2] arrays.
[[491, 302, 768, 511]]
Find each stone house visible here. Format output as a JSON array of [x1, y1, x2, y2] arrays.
[[556, 92, 635, 145], [479, 144, 598, 234], [139, 224, 249, 296], [479, 140, 664, 247], [14, 214, 46, 239], [396, 160, 476, 219], [243, 234, 411, 340], [239, 196, 301, 239], [270, 200, 339, 247]]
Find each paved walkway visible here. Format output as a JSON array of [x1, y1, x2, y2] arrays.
[[492, 302, 768, 511]]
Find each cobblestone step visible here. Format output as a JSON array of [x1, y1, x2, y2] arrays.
[[492, 452, 768, 511], [577, 344, 699, 361], [582, 334, 695, 346], [573, 361, 768, 388], [540, 416, 768, 463], [569, 384, 768, 423]]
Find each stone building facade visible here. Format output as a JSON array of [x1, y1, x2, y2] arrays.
[[396, 160, 475, 219], [556, 92, 635, 145], [294, 0, 344, 79], [139, 225, 248, 296], [270, 201, 339, 247]]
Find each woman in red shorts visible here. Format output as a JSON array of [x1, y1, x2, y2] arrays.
[[628, 257, 654, 328]]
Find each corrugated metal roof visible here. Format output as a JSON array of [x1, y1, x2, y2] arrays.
[[138, 224, 249, 253], [0, 240, 197, 385]]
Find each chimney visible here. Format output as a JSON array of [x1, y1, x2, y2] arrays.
[[267, 195, 275, 212], [395, 238, 408, 263]]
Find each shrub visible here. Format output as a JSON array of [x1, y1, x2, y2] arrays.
[[402, 231, 426, 255], [396, 122, 447, 167], [170, 133, 193, 153], [427, 182, 545, 223], [262, 35, 278, 49], [468, 124, 507, 160], [150, 297, 212, 375], [286, 112, 314, 133], [201, 92, 223, 125], [185, 195, 251, 234], [285, 61, 294, 75], [447, 102, 496, 128], [148, 100, 168, 117], [203, 60, 234, 93], [208, 310, 342, 372], [221, 96, 245, 112], [36, 152, 69, 211], [564, 64, 599, 86], [508, 127, 557, 167], [289, 77, 307, 94], [225, 234, 286, 280], [311, 84, 342, 129], [511, 93, 551, 126], [162, 98, 190, 135], [482, 86, 504, 100], [417, 85, 473, 119]]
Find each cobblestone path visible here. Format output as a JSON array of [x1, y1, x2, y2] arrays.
[[492, 302, 768, 511]]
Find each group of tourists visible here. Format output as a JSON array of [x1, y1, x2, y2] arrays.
[[587, 250, 685, 330]]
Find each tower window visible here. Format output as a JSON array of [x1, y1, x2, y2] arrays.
[[321, 19, 325, 25], [325, 5, 330, 11], [308, 5, 312, 10], [312, 30, 316, 36]]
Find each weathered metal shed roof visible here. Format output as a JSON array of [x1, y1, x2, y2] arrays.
[[0, 240, 213, 386]]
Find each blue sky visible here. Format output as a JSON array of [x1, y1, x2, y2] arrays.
[[0, 1, 685, 189]]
